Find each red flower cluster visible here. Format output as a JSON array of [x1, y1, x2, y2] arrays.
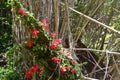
[[25, 70, 32, 78], [59, 66, 76, 74], [50, 38, 61, 49], [50, 32, 56, 37], [25, 64, 41, 78], [65, 53, 71, 58], [71, 69, 76, 74], [32, 64, 39, 71], [18, 8, 25, 16], [58, 50, 63, 55], [52, 57, 60, 63], [39, 69, 43, 75], [32, 28, 39, 37], [41, 18, 49, 30], [70, 59, 75, 65], [60, 66, 67, 73], [66, 65, 71, 71], [27, 39, 32, 47]]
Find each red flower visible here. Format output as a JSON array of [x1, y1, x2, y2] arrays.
[[39, 69, 43, 75], [52, 57, 60, 63], [66, 65, 71, 71], [50, 42, 57, 49], [25, 64, 40, 78], [71, 69, 76, 74], [29, 64, 39, 72], [65, 53, 71, 58], [58, 50, 63, 55], [32, 64, 39, 71], [60, 66, 67, 73], [70, 59, 75, 65], [55, 39, 62, 43], [29, 67, 35, 73], [18, 8, 25, 16], [41, 18, 46, 24], [44, 24, 48, 30], [50, 32, 56, 37], [32, 28, 39, 36], [27, 39, 32, 47], [50, 38, 62, 49], [25, 70, 32, 78], [41, 18, 49, 30]]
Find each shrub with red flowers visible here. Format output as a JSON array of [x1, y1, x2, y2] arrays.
[[10, 0, 83, 80]]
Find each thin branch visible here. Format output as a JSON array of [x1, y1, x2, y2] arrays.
[[73, 48, 120, 55], [75, 0, 105, 42], [89, 53, 105, 77], [112, 55, 120, 75], [83, 76, 99, 80], [113, 8, 120, 13], [87, 66, 110, 76], [60, 2, 120, 35], [103, 51, 109, 80]]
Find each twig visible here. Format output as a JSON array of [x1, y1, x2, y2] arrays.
[[83, 76, 99, 80], [89, 53, 105, 77], [60, 2, 120, 35], [103, 51, 109, 80], [73, 48, 120, 55], [87, 66, 111, 76], [112, 55, 120, 76], [75, 0, 105, 42], [113, 8, 120, 13]]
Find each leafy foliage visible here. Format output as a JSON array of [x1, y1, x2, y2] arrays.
[[0, 0, 12, 53], [0, 61, 25, 80]]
